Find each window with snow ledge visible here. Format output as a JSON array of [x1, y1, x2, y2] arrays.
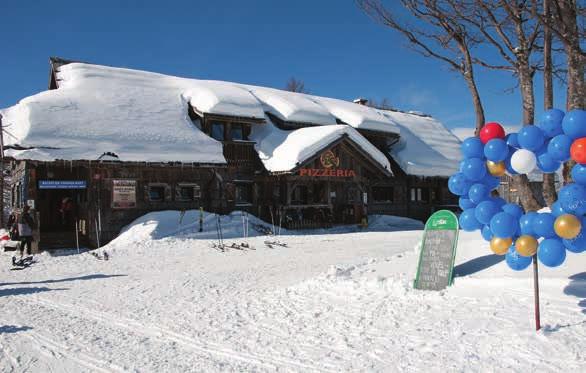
[[176, 183, 201, 201]]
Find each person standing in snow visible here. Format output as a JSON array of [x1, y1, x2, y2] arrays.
[[7, 210, 18, 240], [18, 205, 35, 257]]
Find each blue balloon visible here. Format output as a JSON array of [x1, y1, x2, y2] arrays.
[[475, 200, 500, 225], [571, 164, 586, 185], [481, 225, 493, 241], [484, 138, 509, 162], [504, 150, 518, 175], [490, 212, 517, 238], [505, 133, 520, 149], [538, 108, 565, 138], [532, 213, 557, 238], [448, 173, 471, 196], [506, 245, 532, 271], [518, 125, 545, 151], [561, 109, 586, 140], [558, 183, 586, 214], [461, 158, 487, 181], [536, 152, 561, 173], [459, 197, 476, 210], [534, 142, 549, 156], [461, 137, 485, 159], [481, 174, 500, 191], [538, 238, 566, 267], [547, 134, 572, 162], [459, 208, 483, 232], [469, 183, 490, 204], [502, 203, 524, 219], [519, 212, 538, 235], [491, 196, 507, 208], [550, 201, 566, 217]]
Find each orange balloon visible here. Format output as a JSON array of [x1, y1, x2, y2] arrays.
[[490, 237, 512, 255], [554, 214, 582, 239], [570, 137, 586, 164], [486, 160, 506, 177], [515, 235, 538, 257]]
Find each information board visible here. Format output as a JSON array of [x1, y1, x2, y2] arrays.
[[39, 180, 87, 189], [414, 210, 459, 291], [112, 179, 136, 209]]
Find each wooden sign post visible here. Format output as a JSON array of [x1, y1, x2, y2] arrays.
[[414, 210, 459, 291]]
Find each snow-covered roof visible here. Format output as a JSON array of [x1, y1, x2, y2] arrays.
[[383, 111, 461, 177], [0, 60, 456, 177], [1, 63, 226, 163], [1, 61, 404, 163], [183, 81, 265, 119], [250, 123, 392, 174], [315, 97, 400, 134], [248, 87, 337, 125]]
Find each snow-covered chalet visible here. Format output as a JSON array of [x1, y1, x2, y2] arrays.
[[0, 57, 461, 249]]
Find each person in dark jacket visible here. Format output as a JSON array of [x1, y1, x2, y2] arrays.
[[7, 210, 18, 240], [17, 205, 35, 257]]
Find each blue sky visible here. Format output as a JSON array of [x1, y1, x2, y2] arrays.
[[0, 0, 567, 132]]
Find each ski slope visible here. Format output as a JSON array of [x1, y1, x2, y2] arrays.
[[0, 211, 584, 372]]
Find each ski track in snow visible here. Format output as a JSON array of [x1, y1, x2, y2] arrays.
[[0, 219, 584, 372]]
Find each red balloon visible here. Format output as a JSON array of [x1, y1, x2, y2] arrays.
[[479, 122, 506, 144], [570, 137, 586, 164]]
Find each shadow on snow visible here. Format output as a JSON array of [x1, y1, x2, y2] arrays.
[[0, 274, 127, 287], [453, 254, 505, 277]]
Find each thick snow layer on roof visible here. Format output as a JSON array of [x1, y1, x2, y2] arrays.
[[383, 111, 461, 177], [1, 63, 226, 163], [250, 123, 391, 173], [249, 87, 337, 125], [183, 81, 265, 119], [314, 97, 400, 134]]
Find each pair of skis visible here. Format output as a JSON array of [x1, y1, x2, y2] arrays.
[[212, 213, 254, 252], [265, 207, 288, 249]]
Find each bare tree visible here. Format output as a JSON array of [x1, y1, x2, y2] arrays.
[[356, 0, 486, 134], [285, 77, 309, 93], [542, 0, 557, 205], [453, 0, 544, 210], [531, 0, 585, 184]]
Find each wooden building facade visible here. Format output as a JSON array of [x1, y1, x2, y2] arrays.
[[4, 58, 459, 250]]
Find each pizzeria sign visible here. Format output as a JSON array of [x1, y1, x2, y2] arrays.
[[298, 150, 356, 178]]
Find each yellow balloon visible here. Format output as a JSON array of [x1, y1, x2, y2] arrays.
[[515, 235, 538, 257], [490, 237, 512, 255], [486, 160, 506, 177], [554, 214, 582, 239]]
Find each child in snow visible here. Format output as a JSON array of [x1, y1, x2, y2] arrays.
[[18, 205, 36, 257]]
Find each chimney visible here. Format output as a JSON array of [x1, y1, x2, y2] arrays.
[[353, 98, 368, 106]]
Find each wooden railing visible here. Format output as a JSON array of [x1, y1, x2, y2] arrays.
[[223, 141, 257, 166]]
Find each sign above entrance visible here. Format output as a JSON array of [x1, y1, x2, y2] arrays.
[[299, 168, 356, 177], [39, 180, 87, 189]]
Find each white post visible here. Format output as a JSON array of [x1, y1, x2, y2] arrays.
[[95, 218, 101, 248], [75, 220, 80, 254]]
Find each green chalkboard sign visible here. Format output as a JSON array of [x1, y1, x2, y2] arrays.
[[414, 210, 459, 291]]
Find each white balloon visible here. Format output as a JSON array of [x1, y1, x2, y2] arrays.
[[511, 149, 537, 174]]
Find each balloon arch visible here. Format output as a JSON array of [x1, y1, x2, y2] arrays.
[[449, 109, 586, 270]]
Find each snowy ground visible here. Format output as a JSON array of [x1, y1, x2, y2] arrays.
[[0, 211, 584, 372]]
